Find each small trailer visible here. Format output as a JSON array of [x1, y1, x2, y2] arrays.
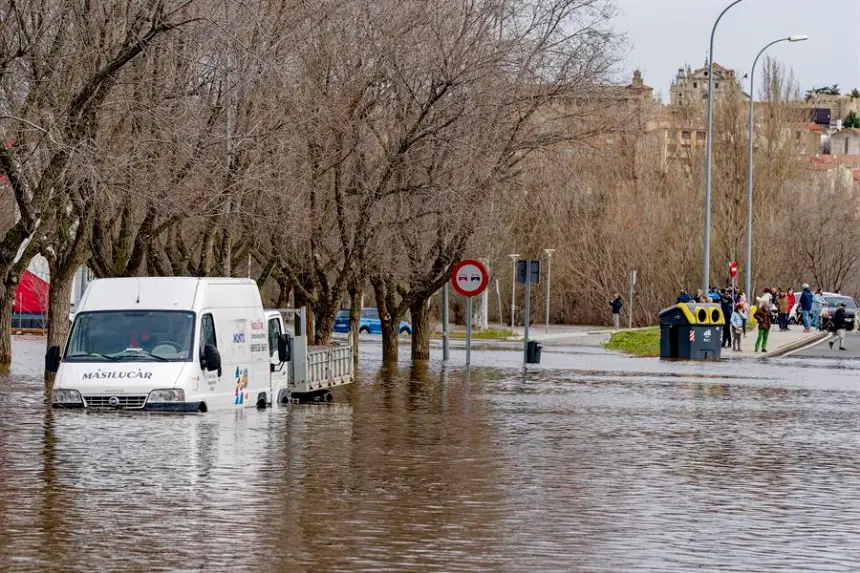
[[267, 308, 355, 403]]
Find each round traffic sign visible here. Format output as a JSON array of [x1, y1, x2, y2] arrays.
[[729, 261, 738, 278], [451, 259, 489, 298]]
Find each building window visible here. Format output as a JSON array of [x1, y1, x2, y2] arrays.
[[693, 82, 697, 89], [715, 83, 719, 89], [682, 131, 691, 142], [702, 93, 708, 99]]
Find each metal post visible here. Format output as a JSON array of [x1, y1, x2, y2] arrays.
[[703, 0, 745, 294], [496, 279, 503, 327], [523, 260, 531, 363], [509, 254, 519, 333], [223, 0, 234, 277], [745, 35, 807, 298], [465, 296, 472, 366], [442, 283, 450, 361], [628, 270, 636, 330], [479, 257, 489, 330], [544, 249, 555, 333]]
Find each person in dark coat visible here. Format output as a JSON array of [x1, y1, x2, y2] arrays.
[[799, 284, 814, 332], [610, 294, 623, 331], [829, 303, 848, 351], [677, 290, 692, 304], [720, 289, 734, 348]]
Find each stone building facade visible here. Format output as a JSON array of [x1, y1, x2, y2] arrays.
[[669, 62, 749, 107]]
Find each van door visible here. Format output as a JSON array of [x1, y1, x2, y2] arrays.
[[268, 314, 289, 404], [200, 312, 224, 402]]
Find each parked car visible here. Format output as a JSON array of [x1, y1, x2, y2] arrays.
[[819, 293, 856, 331], [333, 308, 412, 335]]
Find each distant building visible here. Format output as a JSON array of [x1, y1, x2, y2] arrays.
[[831, 128, 860, 157], [669, 62, 749, 107]]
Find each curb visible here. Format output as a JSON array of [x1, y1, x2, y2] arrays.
[[765, 332, 829, 359], [773, 331, 830, 358]]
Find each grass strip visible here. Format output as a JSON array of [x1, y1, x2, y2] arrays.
[[605, 327, 660, 357]]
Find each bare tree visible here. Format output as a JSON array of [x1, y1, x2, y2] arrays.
[[0, 0, 198, 366]]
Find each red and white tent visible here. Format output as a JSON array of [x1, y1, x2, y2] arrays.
[[13, 255, 50, 314]]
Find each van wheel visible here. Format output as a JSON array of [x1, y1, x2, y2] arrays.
[[359, 327, 370, 334]]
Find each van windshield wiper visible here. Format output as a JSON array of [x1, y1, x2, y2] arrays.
[[116, 348, 170, 362], [68, 352, 119, 361]]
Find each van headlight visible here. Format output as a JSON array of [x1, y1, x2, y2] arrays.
[[147, 389, 186, 403], [53, 389, 83, 404]]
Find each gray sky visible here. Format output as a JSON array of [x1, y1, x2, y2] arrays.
[[614, 0, 860, 102]]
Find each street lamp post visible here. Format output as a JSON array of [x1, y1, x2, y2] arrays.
[[544, 249, 555, 333], [744, 35, 808, 298], [509, 253, 520, 333], [703, 0, 745, 294]]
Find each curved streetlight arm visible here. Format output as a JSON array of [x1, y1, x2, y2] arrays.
[[744, 35, 807, 298], [703, 0, 745, 294]]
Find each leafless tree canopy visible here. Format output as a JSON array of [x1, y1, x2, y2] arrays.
[[1, 1, 854, 368]]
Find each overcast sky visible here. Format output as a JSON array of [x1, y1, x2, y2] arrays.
[[613, 0, 860, 102]]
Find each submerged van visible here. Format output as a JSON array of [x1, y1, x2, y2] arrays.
[[47, 277, 291, 412]]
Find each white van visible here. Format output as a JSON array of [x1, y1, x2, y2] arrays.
[[47, 277, 292, 412]]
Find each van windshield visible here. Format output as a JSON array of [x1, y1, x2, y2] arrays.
[[64, 311, 195, 362]]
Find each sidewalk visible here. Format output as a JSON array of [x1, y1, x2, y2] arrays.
[[721, 327, 828, 359]]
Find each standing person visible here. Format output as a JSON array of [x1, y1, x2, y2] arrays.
[[720, 289, 733, 348], [753, 303, 772, 352], [777, 290, 790, 332], [610, 294, 623, 331], [737, 293, 750, 336], [787, 288, 797, 329], [799, 284, 813, 332], [730, 303, 745, 351], [829, 303, 848, 351], [812, 288, 824, 330], [677, 290, 691, 304]]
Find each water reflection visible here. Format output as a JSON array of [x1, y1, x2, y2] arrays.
[[2, 337, 860, 571]]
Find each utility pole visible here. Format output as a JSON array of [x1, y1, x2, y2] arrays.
[[442, 283, 450, 361], [223, 0, 234, 277], [508, 253, 519, 332], [544, 249, 555, 333]]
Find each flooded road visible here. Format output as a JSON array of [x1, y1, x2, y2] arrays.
[[3, 336, 860, 572]]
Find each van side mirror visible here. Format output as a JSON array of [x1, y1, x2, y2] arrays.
[[203, 344, 222, 372], [45, 346, 62, 372], [277, 333, 292, 363]]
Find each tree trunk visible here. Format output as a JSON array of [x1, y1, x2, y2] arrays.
[[381, 316, 399, 364], [314, 301, 336, 345], [276, 276, 292, 308], [44, 266, 75, 387], [348, 285, 361, 365], [410, 296, 432, 360], [0, 283, 14, 368]]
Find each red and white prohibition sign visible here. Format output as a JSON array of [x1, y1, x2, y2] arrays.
[[451, 259, 489, 298]]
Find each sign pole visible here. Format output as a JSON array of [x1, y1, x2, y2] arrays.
[[451, 259, 489, 367], [523, 260, 531, 364], [465, 296, 472, 365], [442, 283, 450, 361], [628, 270, 636, 330]]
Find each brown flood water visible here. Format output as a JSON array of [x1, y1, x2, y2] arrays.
[[3, 336, 860, 572]]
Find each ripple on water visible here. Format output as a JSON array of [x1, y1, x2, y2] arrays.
[[2, 337, 860, 572]]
